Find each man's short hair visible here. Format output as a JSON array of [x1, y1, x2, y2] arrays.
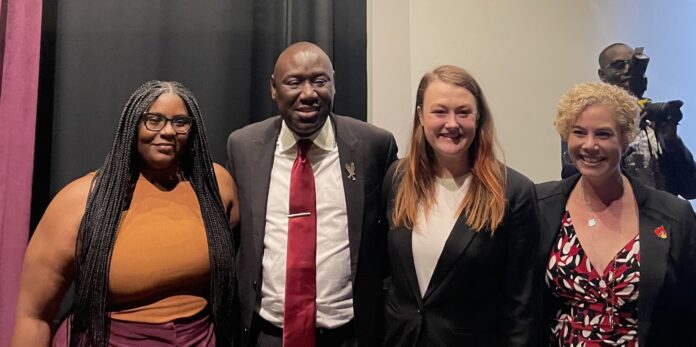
[[598, 42, 631, 67]]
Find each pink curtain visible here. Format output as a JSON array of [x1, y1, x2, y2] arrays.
[[0, 0, 42, 344]]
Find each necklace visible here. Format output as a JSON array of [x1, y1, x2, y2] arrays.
[[580, 177, 624, 228], [581, 184, 600, 228]]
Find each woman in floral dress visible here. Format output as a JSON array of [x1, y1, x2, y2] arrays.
[[536, 82, 696, 346]]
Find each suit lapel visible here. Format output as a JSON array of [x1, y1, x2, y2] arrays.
[[632, 177, 670, 343], [538, 176, 579, 259], [251, 118, 283, 264], [422, 212, 478, 301], [333, 115, 364, 283], [393, 226, 424, 308]]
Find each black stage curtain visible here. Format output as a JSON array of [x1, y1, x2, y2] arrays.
[[32, 0, 367, 228], [31, 0, 366, 324]]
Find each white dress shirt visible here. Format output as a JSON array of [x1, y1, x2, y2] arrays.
[[412, 174, 471, 297], [259, 117, 354, 328]]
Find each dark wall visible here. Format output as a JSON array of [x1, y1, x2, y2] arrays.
[[46, 1, 253, 196], [32, 0, 367, 230]]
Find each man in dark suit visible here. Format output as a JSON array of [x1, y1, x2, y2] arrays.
[[227, 42, 398, 347]]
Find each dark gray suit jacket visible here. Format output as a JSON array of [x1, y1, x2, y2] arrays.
[[536, 173, 696, 346], [226, 114, 398, 346], [382, 162, 540, 347]]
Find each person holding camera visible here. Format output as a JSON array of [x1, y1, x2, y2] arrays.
[[561, 43, 696, 199]]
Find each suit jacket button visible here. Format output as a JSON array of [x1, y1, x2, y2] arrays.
[[417, 309, 422, 314], [243, 327, 249, 333], [252, 281, 257, 288]]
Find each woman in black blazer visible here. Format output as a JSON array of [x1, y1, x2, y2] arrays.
[[537, 82, 696, 346], [382, 65, 540, 347]]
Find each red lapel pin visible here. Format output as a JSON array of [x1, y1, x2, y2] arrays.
[[654, 225, 668, 239]]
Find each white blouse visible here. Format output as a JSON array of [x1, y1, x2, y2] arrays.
[[412, 174, 471, 297]]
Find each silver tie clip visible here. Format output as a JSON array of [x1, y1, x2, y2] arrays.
[[288, 212, 311, 218]]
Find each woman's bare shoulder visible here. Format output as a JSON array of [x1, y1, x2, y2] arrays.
[[27, 172, 97, 276], [35, 172, 96, 239], [211, 163, 239, 227], [55, 172, 97, 204], [212, 163, 236, 197]]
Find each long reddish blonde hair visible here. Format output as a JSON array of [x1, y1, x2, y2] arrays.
[[392, 65, 506, 232]]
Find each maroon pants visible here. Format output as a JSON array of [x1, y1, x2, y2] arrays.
[[52, 313, 215, 346]]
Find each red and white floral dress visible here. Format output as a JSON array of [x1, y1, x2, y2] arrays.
[[545, 211, 640, 346]]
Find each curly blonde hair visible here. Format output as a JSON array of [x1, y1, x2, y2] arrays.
[[555, 82, 640, 146]]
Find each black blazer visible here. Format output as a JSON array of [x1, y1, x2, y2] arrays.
[[536, 173, 696, 346], [227, 114, 398, 347], [382, 162, 540, 347]]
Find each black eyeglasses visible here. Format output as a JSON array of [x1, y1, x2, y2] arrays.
[[141, 112, 193, 134], [603, 59, 630, 71]]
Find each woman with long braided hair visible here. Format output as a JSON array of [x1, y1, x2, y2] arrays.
[[12, 81, 237, 346]]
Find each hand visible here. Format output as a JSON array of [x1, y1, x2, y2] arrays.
[[643, 100, 683, 143], [655, 117, 679, 141]]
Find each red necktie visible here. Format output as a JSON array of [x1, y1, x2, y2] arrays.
[[283, 139, 317, 347]]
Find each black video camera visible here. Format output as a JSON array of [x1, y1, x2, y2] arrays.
[[642, 100, 684, 126], [627, 47, 649, 98], [627, 47, 685, 127]]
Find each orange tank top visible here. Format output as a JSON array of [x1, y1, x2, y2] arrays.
[[107, 176, 210, 323]]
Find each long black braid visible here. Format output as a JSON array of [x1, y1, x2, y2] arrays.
[[70, 80, 235, 346]]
